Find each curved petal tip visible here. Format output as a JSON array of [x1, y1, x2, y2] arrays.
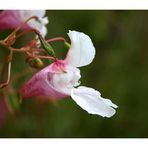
[[65, 30, 96, 68], [71, 86, 118, 118]]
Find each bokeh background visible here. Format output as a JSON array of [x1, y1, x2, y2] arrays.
[[0, 10, 148, 137]]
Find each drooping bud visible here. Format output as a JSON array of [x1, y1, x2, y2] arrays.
[[37, 33, 55, 57]]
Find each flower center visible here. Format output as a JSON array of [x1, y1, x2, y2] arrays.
[[50, 62, 81, 95]]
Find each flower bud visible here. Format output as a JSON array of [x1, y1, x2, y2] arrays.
[[37, 33, 55, 57], [27, 57, 44, 69]]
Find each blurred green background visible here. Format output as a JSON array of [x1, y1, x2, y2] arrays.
[[0, 10, 148, 137]]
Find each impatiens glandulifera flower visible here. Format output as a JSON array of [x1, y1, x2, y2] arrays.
[[21, 30, 118, 118], [0, 10, 48, 37]]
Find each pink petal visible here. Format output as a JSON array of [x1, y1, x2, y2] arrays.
[[0, 10, 48, 36], [20, 60, 69, 99], [0, 10, 22, 30]]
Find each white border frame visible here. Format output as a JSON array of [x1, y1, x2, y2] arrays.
[[0, 0, 148, 9]]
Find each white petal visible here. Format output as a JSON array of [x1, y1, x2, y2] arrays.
[[71, 86, 118, 117], [19, 10, 48, 37], [37, 24, 48, 37], [19, 10, 46, 20], [65, 30, 96, 67], [50, 64, 81, 95]]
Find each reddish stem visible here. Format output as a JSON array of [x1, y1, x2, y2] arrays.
[[16, 28, 40, 39], [46, 37, 66, 43], [35, 55, 57, 61], [4, 16, 39, 43], [0, 62, 12, 89]]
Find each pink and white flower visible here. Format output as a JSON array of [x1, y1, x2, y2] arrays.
[[0, 10, 48, 37], [21, 30, 118, 117]]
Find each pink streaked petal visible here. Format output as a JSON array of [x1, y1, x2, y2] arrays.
[[20, 60, 68, 99]]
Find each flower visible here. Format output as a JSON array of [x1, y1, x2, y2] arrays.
[[0, 10, 48, 37], [21, 30, 118, 117]]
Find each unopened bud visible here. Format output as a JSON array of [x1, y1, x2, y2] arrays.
[[27, 58, 44, 69], [37, 33, 55, 57]]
